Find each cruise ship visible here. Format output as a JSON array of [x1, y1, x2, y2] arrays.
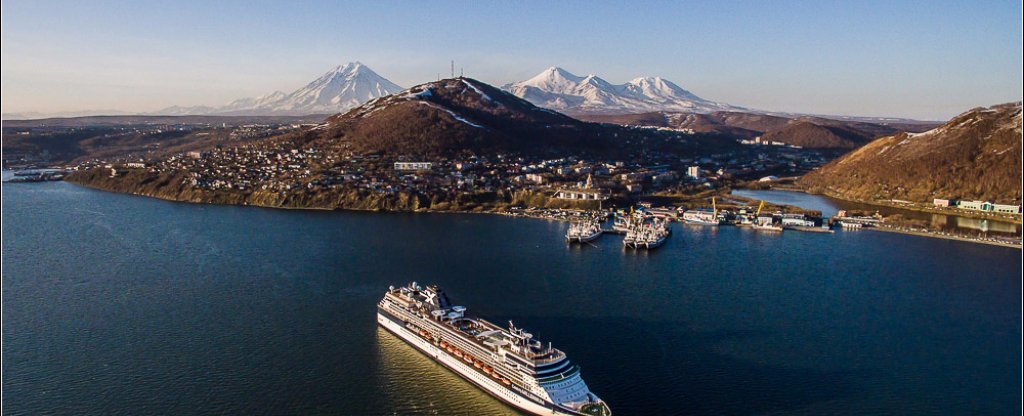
[[377, 282, 611, 416]]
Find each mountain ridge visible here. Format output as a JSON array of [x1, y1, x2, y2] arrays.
[[501, 66, 742, 115], [267, 76, 735, 158]]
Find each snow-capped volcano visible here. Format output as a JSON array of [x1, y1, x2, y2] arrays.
[[265, 62, 402, 114], [152, 62, 403, 116], [502, 66, 741, 114]]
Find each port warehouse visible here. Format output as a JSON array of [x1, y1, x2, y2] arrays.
[[933, 198, 1021, 214]]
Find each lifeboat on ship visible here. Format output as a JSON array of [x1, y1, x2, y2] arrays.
[[502, 378, 512, 386], [483, 366, 493, 374], [440, 341, 448, 349], [454, 350, 463, 358], [491, 372, 502, 380], [463, 354, 474, 364], [446, 346, 454, 353], [473, 360, 483, 368]]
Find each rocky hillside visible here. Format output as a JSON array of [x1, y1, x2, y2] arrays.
[[799, 102, 1022, 203]]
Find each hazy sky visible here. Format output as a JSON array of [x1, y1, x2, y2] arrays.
[[2, 0, 1021, 119]]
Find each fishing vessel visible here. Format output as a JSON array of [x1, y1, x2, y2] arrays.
[[566, 220, 603, 243], [612, 209, 643, 233], [378, 283, 611, 416], [623, 219, 670, 249]]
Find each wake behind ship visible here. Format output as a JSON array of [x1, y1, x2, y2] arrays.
[[377, 282, 611, 416]]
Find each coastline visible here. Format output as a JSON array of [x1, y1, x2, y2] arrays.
[[786, 186, 1023, 225], [61, 179, 591, 223], [738, 185, 1023, 248], [864, 226, 1022, 249], [61, 178, 1024, 248]]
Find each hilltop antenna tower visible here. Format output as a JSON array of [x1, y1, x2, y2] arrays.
[[450, 60, 455, 78]]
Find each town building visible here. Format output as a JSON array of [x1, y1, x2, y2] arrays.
[[992, 203, 1022, 214], [394, 162, 432, 171], [781, 213, 815, 227], [555, 174, 609, 201], [686, 165, 700, 179]]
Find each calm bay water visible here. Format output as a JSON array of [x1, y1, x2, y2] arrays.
[[3, 182, 1021, 415]]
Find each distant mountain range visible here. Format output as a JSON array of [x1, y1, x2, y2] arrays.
[[3, 62, 942, 128], [799, 102, 1022, 203], [500, 66, 741, 115], [153, 62, 403, 116]]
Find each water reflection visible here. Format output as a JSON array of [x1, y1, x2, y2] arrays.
[[955, 217, 1019, 233], [375, 328, 518, 416]]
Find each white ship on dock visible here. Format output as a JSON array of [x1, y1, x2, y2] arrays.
[[378, 282, 611, 416]]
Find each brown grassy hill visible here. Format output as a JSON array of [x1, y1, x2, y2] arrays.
[[799, 102, 1022, 204], [576, 110, 921, 149], [278, 78, 736, 158], [760, 121, 873, 149], [700, 111, 793, 132], [576, 111, 781, 138]]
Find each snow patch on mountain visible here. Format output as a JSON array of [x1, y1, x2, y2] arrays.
[[502, 66, 742, 115]]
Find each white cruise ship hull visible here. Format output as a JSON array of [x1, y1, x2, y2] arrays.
[[377, 312, 581, 416]]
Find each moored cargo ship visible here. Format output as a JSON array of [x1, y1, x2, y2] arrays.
[[377, 282, 611, 416]]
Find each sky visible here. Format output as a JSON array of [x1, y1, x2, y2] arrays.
[[2, 0, 1021, 120]]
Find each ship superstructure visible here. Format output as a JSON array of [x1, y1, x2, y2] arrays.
[[566, 220, 603, 243], [377, 282, 611, 416], [624, 219, 670, 249]]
